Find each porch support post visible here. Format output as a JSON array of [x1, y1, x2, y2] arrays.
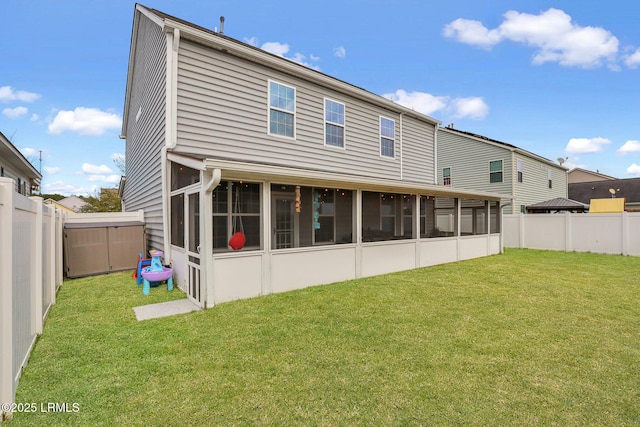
[[262, 181, 272, 295], [355, 189, 362, 278], [202, 168, 221, 308]]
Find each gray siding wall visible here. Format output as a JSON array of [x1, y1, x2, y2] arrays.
[[512, 156, 568, 213], [175, 40, 436, 184], [438, 130, 513, 195], [438, 129, 568, 213], [122, 13, 167, 251], [0, 162, 33, 195]]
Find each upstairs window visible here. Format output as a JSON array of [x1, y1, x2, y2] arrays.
[[268, 81, 295, 138], [380, 117, 395, 158], [325, 99, 345, 148], [517, 160, 523, 183], [548, 169, 553, 189], [443, 167, 451, 186], [489, 160, 503, 183]]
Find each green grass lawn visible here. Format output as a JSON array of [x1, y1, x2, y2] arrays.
[[8, 249, 640, 426]]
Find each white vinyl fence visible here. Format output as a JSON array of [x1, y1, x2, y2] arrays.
[[0, 178, 64, 421], [504, 212, 640, 256]]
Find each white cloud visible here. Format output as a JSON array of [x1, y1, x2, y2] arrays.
[[444, 8, 619, 68], [450, 97, 489, 120], [383, 90, 488, 120], [334, 46, 346, 59], [82, 163, 113, 175], [617, 140, 640, 154], [261, 41, 290, 56], [261, 41, 320, 70], [87, 174, 121, 183], [244, 36, 258, 46], [627, 163, 640, 176], [48, 107, 122, 136], [43, 166, 61, 174], [623, 48, 640, 68], [443, 18, 501, 49], [30, 113, 39, 121], [566, 137, 611, 154], [3, 106, 28, 119], [43, 180, 97, 197], [0, 86, 41, 103], [383, 89, 448, 116], [563, 159, 587, 171], [20, 147, 38, 158]]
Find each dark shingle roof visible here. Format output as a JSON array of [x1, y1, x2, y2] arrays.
[[569, 178, 640, 204]]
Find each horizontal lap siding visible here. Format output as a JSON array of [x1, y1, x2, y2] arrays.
[[438, 130, 512, 195], [402, 115, 435, 183], [176, 41, 433, 183], [513, 156, 568, 212], [123, 14, 166, 251]]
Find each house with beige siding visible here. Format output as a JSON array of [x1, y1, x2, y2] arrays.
[[120, 5, 505, 308], [0, 131, 41, 196], [438, 126, 568, 214]]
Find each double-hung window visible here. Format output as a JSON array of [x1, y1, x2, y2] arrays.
[[443, 167, 451, 186], [548, 169, 553, 189], [268, 81, 295, 138], [489, 160, 503, 183], [380, 117, 395, 158], [325, 99, 345, 148], [517, 160, 523, 183]]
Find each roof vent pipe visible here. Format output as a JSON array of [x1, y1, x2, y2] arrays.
[[219, 16, 225, 34]]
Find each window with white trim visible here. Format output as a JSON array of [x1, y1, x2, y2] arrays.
[[548, 169, 553, 189], [443, 167, 451, 186], [324, 99, 345, 148], [489, 160, 503, 183], [380, 116, 395, 158], [517, 160, 523, 183], [268, 81, 295, 138]]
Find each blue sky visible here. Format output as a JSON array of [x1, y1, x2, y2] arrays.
[[2, 1, 639, 196]]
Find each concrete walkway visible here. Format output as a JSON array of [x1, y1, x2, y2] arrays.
[[133, 299, 201, 321]]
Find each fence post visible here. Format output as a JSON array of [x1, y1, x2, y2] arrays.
[[622, 212, 628, 256], [564, 212, 572, 252], [48, 207, 57, 305], [30, 197, 44, 334], [0, 179, 15, 420], [518, 212, 525, 248]]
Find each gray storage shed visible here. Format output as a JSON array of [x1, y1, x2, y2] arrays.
[[63, 221, 145, 278]]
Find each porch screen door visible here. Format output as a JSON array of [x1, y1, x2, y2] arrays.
[[185, 188, 204, 307], [272, 194, 297, 249]]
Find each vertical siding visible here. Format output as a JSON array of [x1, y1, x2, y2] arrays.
[[122, 13, 167, 251], [175, 41, 435, 185]]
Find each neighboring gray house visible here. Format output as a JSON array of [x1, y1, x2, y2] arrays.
[[568, 167, 616, 184], [438, 126, 568, 214], [0, 131, 41, 196], [120, 5, 504, 309]]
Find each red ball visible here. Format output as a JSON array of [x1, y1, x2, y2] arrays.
[[228, 232, 246, 250]]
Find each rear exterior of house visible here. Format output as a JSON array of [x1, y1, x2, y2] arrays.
[[0, 131, 41, 196], [121, 5, 504, 309], [438, 127, 568, 214]]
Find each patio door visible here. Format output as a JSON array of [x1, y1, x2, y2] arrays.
[[272, 193, 298, 249], [185, 187, 204, 307]]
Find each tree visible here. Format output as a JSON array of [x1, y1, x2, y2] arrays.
[[79, 188, 122, 213]]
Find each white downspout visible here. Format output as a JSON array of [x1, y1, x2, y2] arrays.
[[161, 27, 180, 257], [202, 168, 222, 308]]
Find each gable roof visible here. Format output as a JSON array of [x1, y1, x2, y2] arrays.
[[0, 131, 42, 180], [569, 177, 640, 204], [122, 4, 441, 138], [568, 167, 616, 181], [439, 126, 567, 170]]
